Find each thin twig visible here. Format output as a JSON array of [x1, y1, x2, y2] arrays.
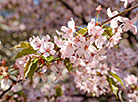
[[101, 4, 138, 26]]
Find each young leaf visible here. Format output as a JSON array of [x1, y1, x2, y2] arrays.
[[28, 59, 39, 82], [15, 49, 37, 59], [78, 27, 87, 35], [55, 86, 63, 97], [13, 42, 32, 49], [102, 26, 114, 37], [109, 72, 125, 88], [106, 75, 118, 98], [24, 58, 32, 79], [45, 55, 54, 63], [64, 58, 73, 72]]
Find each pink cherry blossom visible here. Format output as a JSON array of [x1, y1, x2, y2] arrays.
[[96, 5, 102, 12], [107, 8, 122, 28], [40, 42, 56, 57], [15, 56, 28, 79], [120, 0, 135, 8], [87, 19, 105, 38], [95, 35, 107, 49], [97, 63, 109, 75], [59, 18, 76, 39], [70, 56, 86, 67], [87, 18, 95, 35], [60, 42, 76, 59], [120, 16, 138, 34], [124, 74, 138, 85], [1, 79, 12, 90], [29, 36, 43, 50], [107, 26, 122, 48]]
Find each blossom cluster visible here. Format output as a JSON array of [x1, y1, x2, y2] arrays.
[[13, 7, 138, 97], [0, 1, 138, 101]]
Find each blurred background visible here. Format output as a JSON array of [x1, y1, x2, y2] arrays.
[[0, 0, 138, 64]]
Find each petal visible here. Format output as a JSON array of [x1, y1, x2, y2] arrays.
[[107, 8, 112, 17], [68, 18, 75, 29], [123, 23, 130, 32], [130, 24, 137, 35], [61, 26, 69, 32]]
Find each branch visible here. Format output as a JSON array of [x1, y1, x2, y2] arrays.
[[0, 79, 22, 98], [0, 85, 12, 98], [101, 4, 138, 26], [58, 0, 87, 24], [71, 93, 119, 102]]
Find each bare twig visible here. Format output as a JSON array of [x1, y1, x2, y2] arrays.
[[101, 4, 138, 26]]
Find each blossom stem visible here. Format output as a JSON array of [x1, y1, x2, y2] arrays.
[[76, 26, 87, 31], [101, 4, 138, 26], [101, 22, 110, 27], [96, 12, 100, 23], [75, 32, 81, 36]]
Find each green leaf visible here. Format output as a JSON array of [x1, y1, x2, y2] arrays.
[[109, 72, 125, 88], [14, 91, 24, 96], [45, 55, 54, 63], [102, 26, 114, 37], [55, 57, 62, 61], [55, 86, 63, 97], [24, 58, 32, 79], [78, 27, 87, 35], [106, 75, 118, 98], [28, 59, 39, 82], [13, 42, 32, 49], [15, 49, 37, 59], [64, 58, 73, 72]]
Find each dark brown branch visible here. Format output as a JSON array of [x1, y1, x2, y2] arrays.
[[58, 0, 87, 24], [0, 85, 12, 98], [0, 79, 23, 98], [101, 4, 138, 26], [71, 93, 119, 102]]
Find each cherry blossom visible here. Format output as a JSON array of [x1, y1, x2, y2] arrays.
[[1, 79, 12, 90], [40, 42, 56, 57], [120, 15, 138, 34], [107, 8, 122, 29], [58, 18, 76, 39], [15, 56, 28, 79], [124, 74, 138, 85], [120, 0, 135, 8], [0, 2, 138, 101], [29, 36, 43, 50], [97, 63, 109, 75], [96, 5, 102, 12]]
